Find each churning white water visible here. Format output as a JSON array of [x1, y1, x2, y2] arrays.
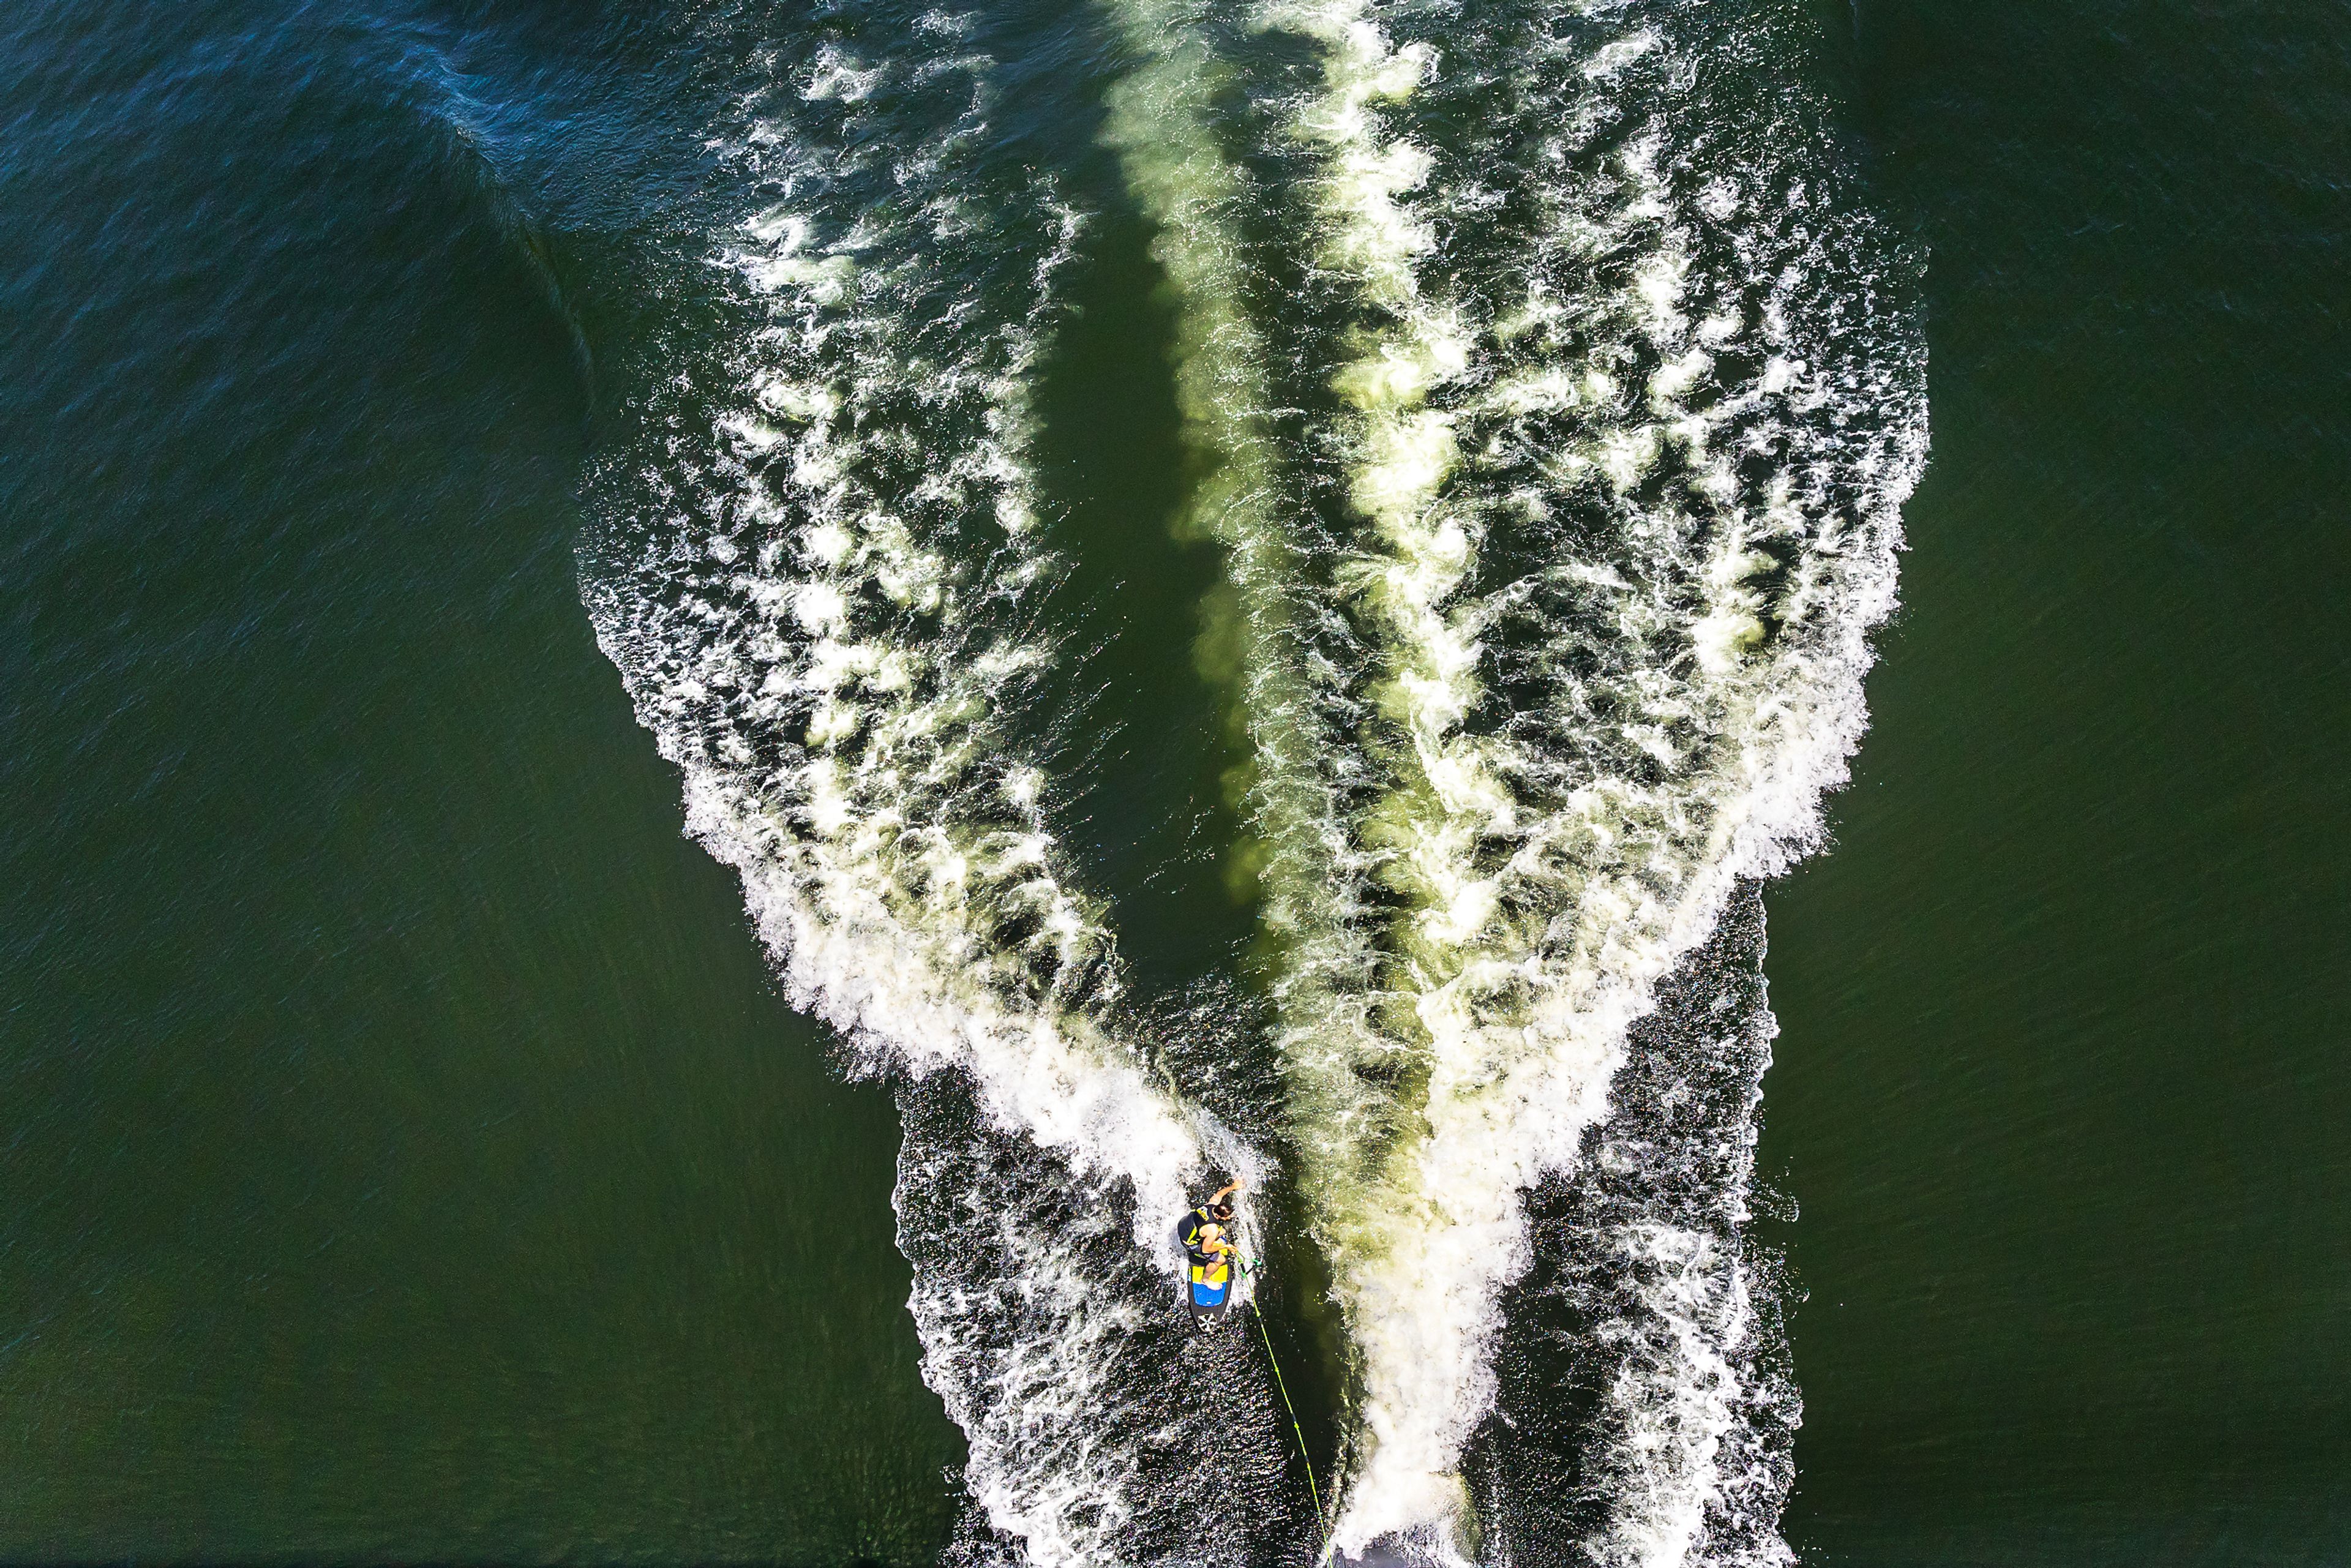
[[580, 0, 1925, 1562], [578, 16, 1284, 1561]]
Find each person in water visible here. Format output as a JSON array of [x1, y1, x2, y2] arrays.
[[1179, 1178, 1243, 1264]]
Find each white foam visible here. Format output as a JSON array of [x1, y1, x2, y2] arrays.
[[583, 36, 1272, 1562], [1227, 6, 1927, 1558], [1585, 1223, 1775, 1568], [590, 4, 1927, 1560]]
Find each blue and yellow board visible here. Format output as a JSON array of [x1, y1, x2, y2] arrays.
[[1187, 1253, 1232, 1324]]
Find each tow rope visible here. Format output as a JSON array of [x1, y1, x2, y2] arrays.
[[1245, 1259, 1338, 1564]]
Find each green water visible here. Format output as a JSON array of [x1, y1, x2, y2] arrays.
[[3, 0, 2347, 1561], [0, 9, 962, 1556], [1765, 2, 2351, 1561]]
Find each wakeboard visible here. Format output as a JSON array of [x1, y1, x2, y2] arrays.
[[1186, 1251, 1233, 1324]]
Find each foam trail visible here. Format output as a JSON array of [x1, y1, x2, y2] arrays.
[[1097, 0, 1345, 837], [583, 18, 1199, 1244], [1092, 0, 1383, 1197], [577, 13, 1284, 1561], [1242, 1, 1927, 1557], [1092, 3, 1541, 1551], [1476, 888, 1801, 1568], [575, 0, 1925, 1559], [1252, 2, 1500, 1551]]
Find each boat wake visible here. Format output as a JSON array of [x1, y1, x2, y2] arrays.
[[578, 1, 1924, 1562]]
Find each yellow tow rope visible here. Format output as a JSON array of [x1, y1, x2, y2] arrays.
[[1245, 1259, 1338, 1564]]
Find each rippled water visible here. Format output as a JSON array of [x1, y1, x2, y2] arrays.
[[4, 0, 2345, 1564]]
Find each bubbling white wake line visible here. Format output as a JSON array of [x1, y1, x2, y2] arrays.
[[1093, 0, 1382, 1125], [580, 23, 1270, 1561], [1248, 2, 1927, 1558], [1250, 2, 1502, 1551], [1583, 1221, 1779, 1568], [588, 45, 1207, 1247]]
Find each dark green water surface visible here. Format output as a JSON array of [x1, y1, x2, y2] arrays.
[[0, 4, 962, 1559], [1764, 2, 2351, 1562], [2, 0, 2347, 1561]]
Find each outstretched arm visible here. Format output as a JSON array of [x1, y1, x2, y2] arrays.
[[1212, 1176, 1243, 1204]]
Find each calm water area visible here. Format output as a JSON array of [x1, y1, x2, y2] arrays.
[[1, 0, 2345, 1562]]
